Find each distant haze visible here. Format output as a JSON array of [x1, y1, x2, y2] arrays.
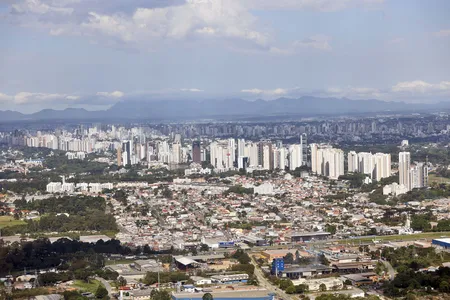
[[1, 97, 449, 122]]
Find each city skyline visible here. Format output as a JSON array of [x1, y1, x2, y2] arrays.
[[0, 0, 450, 113]]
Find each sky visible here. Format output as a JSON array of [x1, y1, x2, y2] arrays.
[[0, 0, 450, 113]]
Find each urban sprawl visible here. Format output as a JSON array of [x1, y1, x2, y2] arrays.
[[1, 113, 450, 300]]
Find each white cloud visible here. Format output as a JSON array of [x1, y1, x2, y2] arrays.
[[180, 88, 204, 92], [241, 88, 288, 96], [12, 0, 74, 15], [8, 0, 270, 50], [66, 95, 80, 100], [96, 91, 124, 98], [0, 93, 14, 102], [11, 92, 80, 104], [325, 86, 384, 99], [4, 0, 387, 53], [0, 90, 126, 106], [392, 80, 450, 94], [294, 35, 332, 51], [243, 0, 384, 12]]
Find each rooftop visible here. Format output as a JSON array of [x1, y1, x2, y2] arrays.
[[172, 289, 274, 299]]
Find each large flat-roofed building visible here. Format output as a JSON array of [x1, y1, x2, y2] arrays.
[[79, 235, 111, 243], [288, 232, 331, 242], [291, 277, 343, 291], [172, 290, 275, 300], [281, 264, 332, 279], [261, 249, 314, 262], [133, 259, 162, 272], [241, 235, 267, 246], [432, 238, 450, 250], [211, 273, 249, 284]]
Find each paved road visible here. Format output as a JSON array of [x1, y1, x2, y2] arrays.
[[95, 277, 113, 297], [381, 260, 396, 281], [250, 256, 295, 300]]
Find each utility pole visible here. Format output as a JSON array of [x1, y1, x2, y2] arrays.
[[157, 257, 160, 291]]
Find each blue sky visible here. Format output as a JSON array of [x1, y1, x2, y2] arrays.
[[0, 0, 449, 113]]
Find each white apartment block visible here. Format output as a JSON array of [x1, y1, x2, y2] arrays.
[[310, 144, 344, 180], [399, 152, 411, 191], [348, 152, 391, 181]]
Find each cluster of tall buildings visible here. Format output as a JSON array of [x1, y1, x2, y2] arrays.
[[24, 133, 95, 153], [209, 134, 308, 172], [118, 138, 200, 167], [398, 152, 428, 191], [310, 144, 345, 180], [347, 151, 392, 181]]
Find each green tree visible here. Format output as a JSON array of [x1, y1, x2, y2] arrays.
[[95, 286, 108, 299], [439, 281, 450, 293], [117, 276, 127, 288], [295, 284, 309, 294], [200, 244, 210, 252], [325, 224, 337, 235], [279, 279, 294, 290], [284, 253, 294, 264], [202, 293, 214, 300], [319, 283, 327, 292], [285, 286, 296, 294]]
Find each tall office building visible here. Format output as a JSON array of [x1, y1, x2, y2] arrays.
[[210, 140, 234, 170], [228, 138, 236, 165], [347, 151, 358, 173], [192, 141, 201, 163], [257, 142, 273, 170], [273, 147, 286, 170], [172, 142, 181, 164], [310, 143, 319, 174], [247, 143, 259, 167], [399, 152, 411, 191], [348, 151, 391, 181], [117, 147, 122, 166], [311, 144, 344, 179], [320, 148, 344, 180], [372, 153, 391, 181], [237, 156, 247, 170], [410, 162, 428, 189], [122, 141, 132, 166], [237, 139, 245, 158], [300, 133, 308, 166], [288, 144, 302, 170]]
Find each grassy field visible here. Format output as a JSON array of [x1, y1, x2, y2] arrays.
[[72, 279, 102, 294], [0, 215, 26, 229], [429, 173, 450, 184]]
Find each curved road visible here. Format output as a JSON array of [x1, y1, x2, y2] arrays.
[[95, 277, 113, 297], [380, 260, 396, 281]]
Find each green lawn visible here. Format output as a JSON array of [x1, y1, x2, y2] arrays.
[[429, 173, 450, 184], [72, 279, 102, 294], [0, 215, 26, 229]]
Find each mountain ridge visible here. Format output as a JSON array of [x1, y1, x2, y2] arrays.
[[1, 96, 449, 122]]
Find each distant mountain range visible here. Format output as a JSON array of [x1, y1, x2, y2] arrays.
[[1, 97, 449, 122]]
